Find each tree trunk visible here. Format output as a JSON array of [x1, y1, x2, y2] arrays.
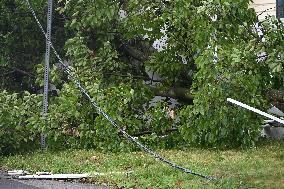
[[150, 86, 193, 103]]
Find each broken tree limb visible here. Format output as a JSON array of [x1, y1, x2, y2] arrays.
[[124, 45, 149, 61], [227, 98, 284, 125], [150, 86, 193, 102]]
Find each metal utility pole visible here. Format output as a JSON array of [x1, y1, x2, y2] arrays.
[[41, 0, 53, 150]]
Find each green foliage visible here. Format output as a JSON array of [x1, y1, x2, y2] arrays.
[[0, 0, 67, 92], [1, 0, 284, 152], [123, 0, 284, 147], [178, 1, 282, 148], [0, 91, 42, 155], [36, 0, 176, 151]]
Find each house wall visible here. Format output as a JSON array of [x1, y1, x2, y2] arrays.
[[251, 0, 276, 20]]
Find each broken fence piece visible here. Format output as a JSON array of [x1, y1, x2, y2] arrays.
[[17, 171, 132, 180], [8, 170, 30, 176], [36, 172, 52, 175], [18, 173, 89, 180], [90, 171, 133, 176], [227, 98, 284, 125]]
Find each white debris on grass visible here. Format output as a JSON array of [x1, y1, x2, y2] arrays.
[[14, 171, 133, 180], [8, 170, 30, 176]]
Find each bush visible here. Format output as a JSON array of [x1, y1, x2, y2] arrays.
[[0, 91, 42, 155]]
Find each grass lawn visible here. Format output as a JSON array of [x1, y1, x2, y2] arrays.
[[0, 140, 283, 189]]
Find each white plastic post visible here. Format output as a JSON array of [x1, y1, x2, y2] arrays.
[[227, 98, 284, 125]]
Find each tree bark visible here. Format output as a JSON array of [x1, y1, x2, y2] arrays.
[[124, 45, 149, 61], [268, 89, 284, 111], [150, 86, 193, 103], [268, 89, 284, 103]]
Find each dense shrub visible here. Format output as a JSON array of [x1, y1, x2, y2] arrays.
[[1, 0, 284, 153], [0, 91, 42, 155]]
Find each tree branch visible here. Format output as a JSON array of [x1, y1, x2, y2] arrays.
[[150, 86, 193, 102], [123, 45, 149, 61], [12, 67, 35, 77]]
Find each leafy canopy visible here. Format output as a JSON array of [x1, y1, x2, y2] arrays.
[[0, 0, 284, 154]]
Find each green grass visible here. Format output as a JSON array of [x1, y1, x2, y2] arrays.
[[1, 140, 284, 189]]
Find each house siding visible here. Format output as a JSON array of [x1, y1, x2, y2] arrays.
[[251, 0, 276, 20]]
